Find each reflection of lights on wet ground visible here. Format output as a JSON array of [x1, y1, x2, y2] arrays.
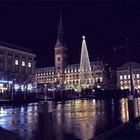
[[120, 98, 129, 122], [0, 107, 14, 117], [57, 104, 62, 110], [56, 100, 97, 140], [92, 99, 95, 103], [20, 106, 24, 113], [0, 107, 15, 130], [27, 106, 33, 112], [0, 99, 140, 140], [0, 104, 39, 140], [134, 98, 140, 117], [0, 107, 5, 117]]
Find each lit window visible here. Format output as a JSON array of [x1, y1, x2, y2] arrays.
[[128, 75, 130, 79], [120, 75, 123, 80], [124, 81, 127, 84], [96, 77, 98, 81], [57, 57, 60, 61], [124, 75, 127, 79], [28, 62, 31, 68], [120, 81, 123, 85], [22, 61, 25, 66], [100, 77, 103, 82], [15, 60, 19, 65], [136, 74, 140, 79]]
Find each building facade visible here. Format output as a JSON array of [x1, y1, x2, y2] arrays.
[[117, 62, 140, 90], [0, 42, 36, 93], [54, 14, 68, 86], [35, 61, 109, 90], [35, 15, 110, 90]]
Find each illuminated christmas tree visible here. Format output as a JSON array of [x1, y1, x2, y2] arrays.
[[79, 36, 93, 88]]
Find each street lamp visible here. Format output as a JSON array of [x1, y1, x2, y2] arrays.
[[11, 79, 16, 101], [113, 39, 135, 121], [44, 84, 47, 101], [23, 83, 26, 100], [129, 62, 135, 97], [128, 61, 135, 121]]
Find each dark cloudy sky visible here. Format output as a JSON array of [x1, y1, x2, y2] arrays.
[[0, 1, 140, 68]]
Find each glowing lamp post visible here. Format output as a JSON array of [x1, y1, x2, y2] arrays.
[[11, 79, 16, 101], [113, 39, 135, 121], [44, 84, 47, 101], [128, 62, 135, 121], [24, 84, 26, 100]]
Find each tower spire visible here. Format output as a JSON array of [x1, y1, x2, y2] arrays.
[[54, 11, 67, 85], [57, 12, 64, 46]]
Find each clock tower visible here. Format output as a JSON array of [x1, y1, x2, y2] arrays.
[[54, 14, 67, 85]]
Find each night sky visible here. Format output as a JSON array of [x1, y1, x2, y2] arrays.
[[0, 1, 140, 68]]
